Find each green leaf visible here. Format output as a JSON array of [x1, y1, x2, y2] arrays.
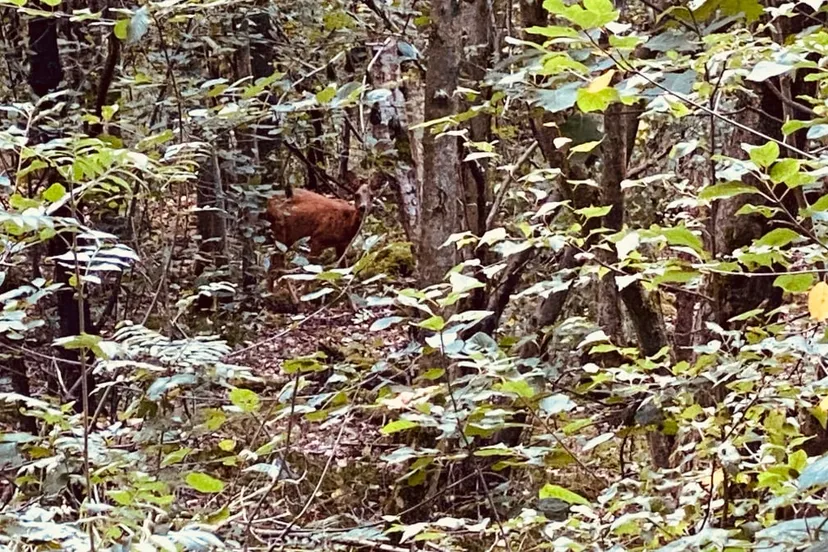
[[782, 119, 809, 136], [229, 387, 260, 413], [499, 379, 536, 398], [9, 193, 40, 210], [748, 141, 780, 168], [699, 182, 757, 201], [540, 54, 589, 75], [735, 203, 779, 218], [525, 25, 578, 38], [421, 368, 445, 380], [380, 419, 419, 435], [54, 333, 101, 351], [42, 183, 66, 203], [315, 85, 336, 104], [575, 205, 611, 219], [769, 159, 800, 184], [539, 483, 590, 505], [107, 490, 133, 506], [161, 447, 192, 467], [807, 194, 828, 214], [114, 19, 129, 41], [662, 226, 705, 256], [323, 10, 355, 30], [547, 0, 617, 28], [576, 87, 618, 113], [785, 172, 815, 188], [204, 409, 226, 431], [474, 445, 516, 457], [283, 353, 327, 374], [773, 273, 815, 293], [570, 140, 602, 154], [609, 34, 643, 49], [720, 0, 762, 21], [755, 228, 800, 248], [101, 104, 118, 122], [790, 449, 808, 472], [543, 0, 568, 15], [185, 472, 225, 493], [583, 0, 618, 25], [17, 159, 48, 180], [417, 315, 446, 332]]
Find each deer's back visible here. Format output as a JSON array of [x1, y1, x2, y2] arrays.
[[267, 189, 361, 251]]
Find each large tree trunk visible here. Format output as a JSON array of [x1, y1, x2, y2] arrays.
[[419, 0, 462, 286], [27, 7, 62, 97], [693, 86, 789, 350], [517, 0, 600, 344]]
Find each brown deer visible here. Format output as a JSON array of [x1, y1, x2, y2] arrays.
[[264, 180, 372, 301]]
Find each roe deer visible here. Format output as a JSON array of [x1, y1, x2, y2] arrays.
[[265, 181, 372, 301]]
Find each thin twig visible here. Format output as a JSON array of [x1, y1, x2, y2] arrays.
[[595, 40, 817, 160], [274, 410, 354, 542], [440, 335, 512, 552], [485, 140, 539, 230], [68, 174, 95, 552], [242, 367, 301, 551], [764, 79, 818, 118]]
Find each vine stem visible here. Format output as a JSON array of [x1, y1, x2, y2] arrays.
[[242, 367, 300, 551], [68, 162, 95, 552]]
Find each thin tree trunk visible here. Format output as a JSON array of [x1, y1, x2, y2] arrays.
[[194, 149, 228, 279], [233, 16, 259, 290], [601, 101, 672, 468], [459, 0, 493, 238], [369, 40, 420, 246]]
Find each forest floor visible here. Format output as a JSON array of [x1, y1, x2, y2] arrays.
[[223, 301, 415, 541]]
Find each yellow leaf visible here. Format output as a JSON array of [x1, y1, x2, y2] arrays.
[[587, 70, 615, 93], [819, 395, 828, 411], [711, 468, 725, 489], [809, 281, 828, 321]]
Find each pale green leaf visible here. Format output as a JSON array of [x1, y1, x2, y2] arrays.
[[185, 472, 225, 494], [539, 483, 590, 505]]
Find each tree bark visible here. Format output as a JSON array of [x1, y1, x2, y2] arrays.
[[596, 104, 624, 341], [194, 149, 228, 280], [600, 101, 672, 468], [459, 0, 492, 237], [369, 40, 420, 246], [27, 8, 62, 97], [419, 0, 462, 286]]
